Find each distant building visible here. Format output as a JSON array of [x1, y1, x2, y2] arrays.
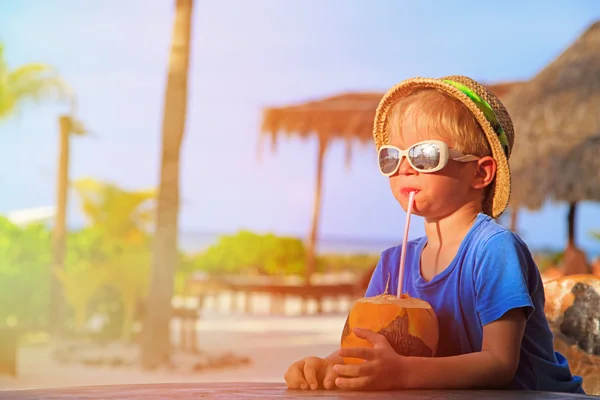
[[5, 206, 55, 227]]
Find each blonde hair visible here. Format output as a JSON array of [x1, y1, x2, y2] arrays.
[[388, 88, 492, 157]]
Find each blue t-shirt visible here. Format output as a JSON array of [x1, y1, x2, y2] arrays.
[[365, 213, 584, 393]]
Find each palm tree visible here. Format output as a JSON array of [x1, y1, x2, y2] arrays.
[[0, 43, 65, 119], [0, 43, 85, 335], [71, 177, 156, 243], [52, 109, 87, 337], [140, 0, 195, 369], [71, 178, 156, 341]]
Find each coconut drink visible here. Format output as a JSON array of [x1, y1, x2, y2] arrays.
[[340, 191, 440, 364]]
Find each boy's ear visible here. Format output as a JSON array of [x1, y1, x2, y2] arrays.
[[472, 156, 496, 189]]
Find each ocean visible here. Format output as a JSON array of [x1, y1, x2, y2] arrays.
[[178, 231, 600, 259], [178, 231, 400, 255]]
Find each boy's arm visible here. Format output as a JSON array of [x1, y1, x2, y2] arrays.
[[400, 231, 533, 389], [403, 307, 527, 390]]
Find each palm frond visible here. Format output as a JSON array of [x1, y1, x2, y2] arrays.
[[71, 178, 157, 240], [9, 65, 69, 103], [0, 43, 74, 119]]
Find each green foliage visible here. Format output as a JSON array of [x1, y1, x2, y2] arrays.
[[175, 252, 197, 295], [61, 179, 155, 340], [71, 177, 155, 245], [102, 246, 151, 341], [61, 226, 151, 340], [317, 253, 379, 274], [189, 230, 306, 276], [0, 217, 52, 329], [0, 178, 156, 339], [549, 251, 565, 266], [532, 250, 566, 272], [60, 228, 152, 339], [182, 230, 379, 280], [86, 285, 124, 340], [0, 171, 380, 338], [54, 262, 108, 331]]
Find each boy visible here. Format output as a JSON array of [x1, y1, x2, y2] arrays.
[[283, 75, 585, 393]]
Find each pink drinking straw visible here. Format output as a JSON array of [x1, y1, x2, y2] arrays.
[[397, 190, 415, 298]]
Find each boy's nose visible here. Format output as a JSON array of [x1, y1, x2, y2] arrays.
[[398, 157, 417, 175]]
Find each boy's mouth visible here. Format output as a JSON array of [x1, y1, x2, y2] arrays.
[[400, 188, 420, 197]]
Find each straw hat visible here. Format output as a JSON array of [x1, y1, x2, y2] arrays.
[[372, 75, 515, 219]]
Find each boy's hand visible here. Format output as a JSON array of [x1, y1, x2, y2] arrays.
[[284, 356, 338, 390], [334, 327, 406, 390]]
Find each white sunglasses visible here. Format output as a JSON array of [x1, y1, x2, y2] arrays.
[[378, 140, 480, 176]]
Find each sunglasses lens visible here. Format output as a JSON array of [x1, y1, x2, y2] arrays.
[[408, 142, 441, 171], [379, 147, 400, 175]]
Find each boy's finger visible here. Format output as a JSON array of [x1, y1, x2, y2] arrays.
[[303, 361, 319, 390], [335, 375, 373, 390], [334, 360, 375, 378], [323, 363, 338, 390], [338, 346, 375, 360], [353, 328, 388, 346], [284, 363, 308, 389], [333, 362, 360, 378]]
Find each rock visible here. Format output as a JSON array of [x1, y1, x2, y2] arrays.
[[559, 282, 600, 355], [543, 274, 600, 324], [543, 275, 600, 395], [553, 330, 600, 396]]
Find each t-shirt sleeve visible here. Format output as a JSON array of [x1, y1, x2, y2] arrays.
[[473, 231, 536, 326]]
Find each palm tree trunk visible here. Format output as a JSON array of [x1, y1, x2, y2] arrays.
[[563, 202, 591, 276], [305, 137, 327, 285], [50, 115, 71, 337], [140, 0, 194, 370], [567, 202, 577, 247]]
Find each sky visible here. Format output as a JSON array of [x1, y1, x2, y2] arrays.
[[0, 0, 599, 255]]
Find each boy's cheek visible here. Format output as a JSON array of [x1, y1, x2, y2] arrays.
[[388, 181, 404, 199], [388, 176, 403, 190]]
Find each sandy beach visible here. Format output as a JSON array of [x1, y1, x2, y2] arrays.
[[0, 310, 347, 391]]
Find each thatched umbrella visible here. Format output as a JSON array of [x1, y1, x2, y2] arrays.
[[503, 20, 600, 264], [547, 135, 600, 244], [260, 82, 521, 284], [259, 93, 379, 284], [549, 135, 600, 204]]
